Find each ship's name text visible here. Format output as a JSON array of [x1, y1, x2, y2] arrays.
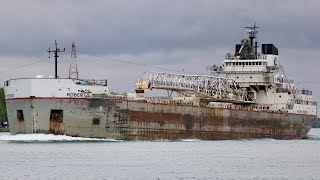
[[6, 94, 14, 98], [67, 92, 91, 98]]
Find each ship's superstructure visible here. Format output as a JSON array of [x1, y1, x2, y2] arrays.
[[135, 25, 316, 116], [3, 25, 317, 140], [221, 25, 317, 115]]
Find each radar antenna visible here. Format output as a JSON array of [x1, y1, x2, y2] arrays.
[[47, 40, 65, 79], [245, 23, 259, 58]]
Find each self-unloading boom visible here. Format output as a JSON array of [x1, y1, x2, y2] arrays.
[[135, 72, 254, 104]]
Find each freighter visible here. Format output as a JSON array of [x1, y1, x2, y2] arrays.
[[4, 25, 317, 140]]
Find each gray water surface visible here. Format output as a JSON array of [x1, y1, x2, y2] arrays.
[[0, 129, 320, 180]]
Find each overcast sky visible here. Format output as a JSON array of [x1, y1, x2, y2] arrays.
[[0, 0, 320, 103]]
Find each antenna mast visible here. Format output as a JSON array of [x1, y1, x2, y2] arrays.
[[245, 23, 259, 59], [47, 40, 65, 79], [69, 42, 79, 79]]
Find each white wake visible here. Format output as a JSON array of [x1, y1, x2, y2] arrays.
[[0, 133, 121, 142]]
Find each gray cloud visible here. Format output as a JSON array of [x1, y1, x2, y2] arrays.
[[0, 0, 320, 105], [1, 0, 319, 56]]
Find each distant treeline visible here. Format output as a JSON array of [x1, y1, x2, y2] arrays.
[[0, 88, 7, 123]]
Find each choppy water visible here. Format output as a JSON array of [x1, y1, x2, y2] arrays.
[[0, 129, 320, 180]]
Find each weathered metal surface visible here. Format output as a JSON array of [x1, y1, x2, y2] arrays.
[[49, 110, 64, 135], [5, 98, 315, 140], [123, 102, 313, 140]]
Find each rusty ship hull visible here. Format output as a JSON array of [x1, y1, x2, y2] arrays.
[[6, 97, 315, 140]]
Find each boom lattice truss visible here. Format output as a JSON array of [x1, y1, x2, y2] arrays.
[[136, 72, 254, 104]]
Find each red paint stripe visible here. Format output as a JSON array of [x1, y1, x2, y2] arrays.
[[6, 97, 120, 101]]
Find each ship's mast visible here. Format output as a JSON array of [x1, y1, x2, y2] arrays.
[[245, 23, 259, 59], [47, 40, 65, 79]]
